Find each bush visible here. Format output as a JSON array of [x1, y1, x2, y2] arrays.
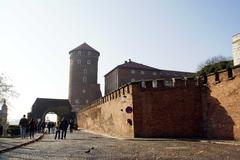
[[7, 125, 20, 137]]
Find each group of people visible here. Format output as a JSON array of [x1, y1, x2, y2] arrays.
[[19, 115, 74, 140]]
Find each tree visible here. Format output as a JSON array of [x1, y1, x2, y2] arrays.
[[197, 56, 233, 75], [0, 73, 18, 102]]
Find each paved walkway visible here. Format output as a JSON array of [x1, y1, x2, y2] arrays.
[[0, 130, 240, 159], [0, 133, 43, 153]]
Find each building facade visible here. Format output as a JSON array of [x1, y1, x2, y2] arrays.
[[233, 33, 240, 66], [104, 59, 193, 94], [68, 43, 102, 111], [0, 99, 8, 136]]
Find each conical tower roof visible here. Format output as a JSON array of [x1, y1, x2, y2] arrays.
[[69, 42, 99, 54]]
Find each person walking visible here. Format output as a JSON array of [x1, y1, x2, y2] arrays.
[[60, 117, 68, 139], [47, 122, 51, 134], [29, 118, 36, 139], [19, 115, 28, 139], [55, 121, 60, 140], [69, 119, 74, 133], [40, 121, 45, 133]]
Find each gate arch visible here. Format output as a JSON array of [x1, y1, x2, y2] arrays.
[[28, 98, 74, 123]]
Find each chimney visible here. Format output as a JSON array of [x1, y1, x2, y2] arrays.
[[129, 59, 131, 62], [124, 61, 127, 64]]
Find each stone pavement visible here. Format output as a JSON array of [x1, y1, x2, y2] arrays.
[[0, 130, 240, 160], [0, 133, 44, 153]]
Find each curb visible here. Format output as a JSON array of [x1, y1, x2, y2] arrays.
[[0, 133, 45, 154]]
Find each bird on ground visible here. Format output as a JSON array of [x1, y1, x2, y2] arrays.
[[85, 147, 94, 153]]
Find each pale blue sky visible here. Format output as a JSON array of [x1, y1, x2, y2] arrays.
[[0, 0, 239, 123]]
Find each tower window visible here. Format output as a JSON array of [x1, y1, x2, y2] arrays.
[[83, 77, 87, 83], [77, 59, 81, 64], [83, 69, 87, 74], [87, 60, 91, 64]]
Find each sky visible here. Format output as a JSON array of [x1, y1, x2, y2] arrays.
[[0, 0, 239, 124]]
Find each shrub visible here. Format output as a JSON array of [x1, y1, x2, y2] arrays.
[[7, 125, 20, 137]]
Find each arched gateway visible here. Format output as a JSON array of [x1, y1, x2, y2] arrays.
[[28, 98, 74, 123]]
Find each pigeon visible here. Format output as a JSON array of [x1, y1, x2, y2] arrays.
[[85, 147, 94, 153]]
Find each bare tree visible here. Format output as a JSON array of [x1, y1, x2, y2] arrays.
[[0, 73, 18, 102], [197, 55, 233, 75]]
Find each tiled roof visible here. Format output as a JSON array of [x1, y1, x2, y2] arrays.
[[69, 43, 99, 53], [118, 61, 161, 71], [105, 60, 194, 77]]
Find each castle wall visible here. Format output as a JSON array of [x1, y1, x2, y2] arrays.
[[77, 65, 240, 139], [203, 67, 240, 140], [77, 85, 134, 138], [132, 80, 203, 138]]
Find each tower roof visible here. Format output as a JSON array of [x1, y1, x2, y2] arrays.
[[69, 42, 99, 54]]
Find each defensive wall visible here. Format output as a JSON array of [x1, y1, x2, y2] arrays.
[[77, 65, 240, 139]]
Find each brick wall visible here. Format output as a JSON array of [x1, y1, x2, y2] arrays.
[[132, 81, 203, 138], [77, 85, 134, 138], [77, 66, 240, 140], [203, 67, 240, 140]]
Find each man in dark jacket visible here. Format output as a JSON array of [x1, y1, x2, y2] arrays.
[[60, 117, 68, 139], [19, 115, 28, 139]]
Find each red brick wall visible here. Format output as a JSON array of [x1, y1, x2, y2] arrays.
[[203, 68, 240, 140], [132, 84, 203, 138]]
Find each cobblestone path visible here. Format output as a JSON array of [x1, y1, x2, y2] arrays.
[[1, 130, 240, 160]]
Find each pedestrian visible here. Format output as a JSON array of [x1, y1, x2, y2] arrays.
[[0, 125, 3, 137], [40, 121, 45, 133], [19, 115, 28, 139], [60, 117, 68, 139], [29, 118, 36, 139], [69, 119, 74, 133], [47, 122, 51, 134], [55, 121, 60, 140]]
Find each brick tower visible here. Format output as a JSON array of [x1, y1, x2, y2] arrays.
[[68, 43, 102, 112]]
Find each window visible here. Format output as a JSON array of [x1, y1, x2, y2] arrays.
[[153, 72, 157, 76], [82, 89, 86, 93], [77, 59, 81, 64], [83, 69, 87, 74], [83, 76, 87, 83], [78, 51, 81, 55], [140, 71, 145, 75], [131, 70, 135, 74], [88, 51, 91, 56], [85, 99, 89, 104], [131, 78, 135, 82], [87, 60, 91, 64]]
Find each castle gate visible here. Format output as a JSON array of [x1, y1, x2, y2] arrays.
[[28, 98, 74, 122]]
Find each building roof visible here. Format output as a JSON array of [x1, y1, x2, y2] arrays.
[[69, 42, 99, 54], [104, 60, 194, 78]]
